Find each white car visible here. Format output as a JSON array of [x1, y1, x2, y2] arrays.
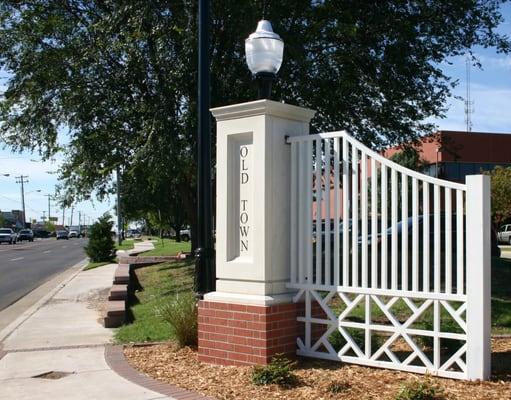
[[68, 230, 80, 238], [498, 224, 511, 245], [179, 229, 191, 241], [0, 228, 17, 244]]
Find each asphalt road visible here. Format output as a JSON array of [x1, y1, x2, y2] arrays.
[[0, 237, 88, 311]]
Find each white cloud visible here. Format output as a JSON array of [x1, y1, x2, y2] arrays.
[[476, 54, 511, 71], [431, 83, 511, 133]]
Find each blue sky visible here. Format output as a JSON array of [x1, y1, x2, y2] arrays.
[[1, 6, 510, 226]]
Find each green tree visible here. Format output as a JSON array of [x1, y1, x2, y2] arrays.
[[85, 214, 116, 262], [0, 1, 509, 242], [389, 147, 425, 171], [485, 166, 511, 227], [44, 220, 56, 232], [0, 213, 5, 228]]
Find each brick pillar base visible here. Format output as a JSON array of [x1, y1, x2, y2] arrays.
[[198, 300, 298, 366]]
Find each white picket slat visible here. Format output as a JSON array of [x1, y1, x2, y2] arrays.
[[352, 148, 359, 287], [371, 159, 378, 288], [324, 139, 332, 286], [333, 138, 340, 287], [391, 169, 398, 290], [412, 178, 419, 291], [315, 139, 323, 285], [361, 152, 368, 287], [401, 174, 408, 291], [456, 190, 465, 295]]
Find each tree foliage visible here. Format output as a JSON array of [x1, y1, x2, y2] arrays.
[[0, 1, 509, 226], [485, 166, 511, 227], [84, 214, 116, 262], [389, 147, 425, 171]]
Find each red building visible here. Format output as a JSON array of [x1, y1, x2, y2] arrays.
[[387, 130, 511, 182]]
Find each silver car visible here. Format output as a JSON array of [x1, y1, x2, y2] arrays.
[[498, 224, 511, 245], [0, 228, 17, 244]]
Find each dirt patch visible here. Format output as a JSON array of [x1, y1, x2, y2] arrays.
[[32, 371, 74, 380], [124, 339, 511, 400], [85, 287, 110, 323]]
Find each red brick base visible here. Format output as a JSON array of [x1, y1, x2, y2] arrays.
[[198, 300, 298, 366]]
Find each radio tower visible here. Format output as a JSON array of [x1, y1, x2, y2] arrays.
[[464, 57, 475, 133]]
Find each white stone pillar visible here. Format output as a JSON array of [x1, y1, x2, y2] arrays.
[[206, 100, 315, 305]]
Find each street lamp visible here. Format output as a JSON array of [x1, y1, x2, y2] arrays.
[[435, 147, 440, 178], [245, 20, 284, 99], [195, 0, 215, 296]]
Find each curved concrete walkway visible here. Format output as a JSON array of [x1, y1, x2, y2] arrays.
[[0, 241, 177, 400]]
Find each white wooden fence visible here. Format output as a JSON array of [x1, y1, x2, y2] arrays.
[[287, 131, 491, 380]]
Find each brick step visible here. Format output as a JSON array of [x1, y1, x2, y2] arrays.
[[113, 264, 130, 285], [108, 284, 128, 301], [104, 300, 126, 328]]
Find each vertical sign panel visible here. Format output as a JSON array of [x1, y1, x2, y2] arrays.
[[227, 132, 253, 261]]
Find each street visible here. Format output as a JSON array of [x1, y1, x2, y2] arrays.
[[0, 237, 87, 311]]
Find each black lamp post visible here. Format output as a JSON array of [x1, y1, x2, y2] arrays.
[[245, 20, 284, 99], [195, 0, 215, 295]]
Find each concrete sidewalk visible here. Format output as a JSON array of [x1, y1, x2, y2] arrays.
[[0, 241, 175, 400]]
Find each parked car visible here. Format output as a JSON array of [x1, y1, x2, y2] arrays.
[[179, 228, 191, 241], [17, 229, 34, 242], [497, 224, 511, 245], [126, 229, 141, 239], [0, 228, 17, 244], [56, 230, 69, 240], [68, 230, 80, 238]]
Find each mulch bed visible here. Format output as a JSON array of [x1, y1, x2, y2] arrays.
[[124, 338, 511, 400]]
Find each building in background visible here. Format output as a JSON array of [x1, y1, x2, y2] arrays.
[[0, 210, 24, 229], [388, 130, 511, 183]]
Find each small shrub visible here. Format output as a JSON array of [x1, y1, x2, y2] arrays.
[[156, 292, 197, 347], [327, 380, 350, 394], [395, 379, 444, 400], [251, 354, 297, 386], [84, 215, 116, 262]]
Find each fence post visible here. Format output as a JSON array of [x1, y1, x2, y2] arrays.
[[465, 174, 491, 380]]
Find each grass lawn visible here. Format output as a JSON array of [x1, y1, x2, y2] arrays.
[[83, 260, 115, 271], [326, 256, 511, 336], [114, 259, 194, 343], [114, 255, 511, 345], [116, 239, 135, 251], [490, 257, 511, 334], [141, 238, 191, 257]]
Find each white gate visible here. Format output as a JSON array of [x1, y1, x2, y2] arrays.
[[287, 131, 491, 380]]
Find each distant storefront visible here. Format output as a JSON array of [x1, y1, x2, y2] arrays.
[[0, 210, 24, 229]]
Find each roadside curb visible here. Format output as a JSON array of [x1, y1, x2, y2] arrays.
[[105, 344, 213, 400], [0, 258, 88, 343]]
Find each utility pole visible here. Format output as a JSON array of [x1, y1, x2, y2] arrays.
[[70, 206, 74, 227], [44, 194, 52, 222], [15, 175, 29, 228], [62, 207, 65, 227], [78, 211, 81, 235]]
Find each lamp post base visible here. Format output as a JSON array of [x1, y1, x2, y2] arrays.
[[254, 72, 276, 99]]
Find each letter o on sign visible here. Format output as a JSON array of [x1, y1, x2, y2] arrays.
[[240, 212, 248, 224], [240, 146, 248, 158]]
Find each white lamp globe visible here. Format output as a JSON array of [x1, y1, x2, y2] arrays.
[[245, 20, 284, 75]]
